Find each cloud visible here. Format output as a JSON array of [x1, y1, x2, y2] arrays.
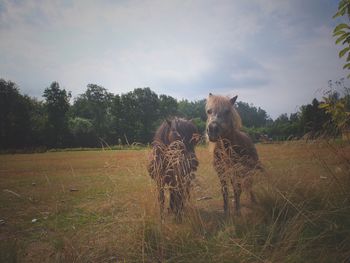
[[0, 0, 346, 118]]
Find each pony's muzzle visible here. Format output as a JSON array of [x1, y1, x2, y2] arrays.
[[207, 122, 220, 142]]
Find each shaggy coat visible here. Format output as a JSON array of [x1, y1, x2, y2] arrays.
[[148, 117, 199, 219], [206, 93, 260, 215]]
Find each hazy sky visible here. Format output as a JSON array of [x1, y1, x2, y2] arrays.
[[0, 0, 347, 118]]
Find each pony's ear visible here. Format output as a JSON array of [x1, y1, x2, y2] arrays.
[[230, 95, 238, 105], [166, 119, 172, 126], [209, 93, 213, 96]]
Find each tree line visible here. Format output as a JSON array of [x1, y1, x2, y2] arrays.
[[0, 79, 201, 150], [1, 78, 349, 151], [245, 80, 350, 141]]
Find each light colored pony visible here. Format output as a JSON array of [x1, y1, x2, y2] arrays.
[[206, 93, 260, 216]]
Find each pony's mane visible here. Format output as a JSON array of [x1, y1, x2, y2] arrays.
[[153, 120, 172, 145], [153, 117, 198, 146], [174, 118, 198, 146], [206, 95, 242, 130]]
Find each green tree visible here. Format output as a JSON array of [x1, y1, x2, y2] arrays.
[[68, 117, 95, 147], [299, 98, 331, 138], [333, 0, 350, 77], [109, 94, 123, 144], [134, 87, 160, 142], [118, 91, 138, 143], [269, 113, 292, 140], [177, 99, 206, 135], [27, 98, 46, 147], [43, 82, 71, 147], [319, 80, 350, 138], [0, 79, 37, 149], [178, 99, 206, 121], [236, 101, 269, 128], [159, 94, 178, 119], [124, 88, 160, 143], [72, 84, 113, 143]]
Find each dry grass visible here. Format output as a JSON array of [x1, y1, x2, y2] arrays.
[[148, 140, 198, 221], [0, 141, 350, 262]]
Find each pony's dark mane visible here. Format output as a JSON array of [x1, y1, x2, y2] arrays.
[[153, 117, 198, 148], [174, 118, 198, 148], [153, 120, 172, 145]]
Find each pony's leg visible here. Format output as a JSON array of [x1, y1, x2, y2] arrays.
[[170, 189, 183, 222], [158, 186, 165, 217], [233, 182, 242, 216], [220, 179, 229, 216], [250, 190, 257, 204], [176, 191, 184, 222], [184, 177, 192, 201], [170, 188, 181, 214], [244, 175, 257, 204], [169, 188, 175, 213]]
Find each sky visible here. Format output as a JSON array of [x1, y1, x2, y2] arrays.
[[0, 0, 348, 119]]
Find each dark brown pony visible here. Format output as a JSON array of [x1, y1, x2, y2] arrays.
[[206, 93, 260, 216], [148, 117, 199, 219]]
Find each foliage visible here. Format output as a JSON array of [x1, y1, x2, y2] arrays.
[[177, 99, 207, 134], [114, 88, 159, 144], [268, 113, 300, 140], [333, 0, 350, 77], [178, 99, 206, 121], [2, 76, 350, 150], [236, 101, 270, 128], [68, 117, 96, 147], [71, 84, 113, 142], [299, 98, 333, 138], [0, 79, 42, 148], [319, 79, 350, 138], [159, 94, 178, 119], [43, 82, 71, 147], [129, 87, 160, 142]]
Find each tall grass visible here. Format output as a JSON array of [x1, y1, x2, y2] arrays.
[[1, 141, 349, 262], [142, 140, 350, 262]]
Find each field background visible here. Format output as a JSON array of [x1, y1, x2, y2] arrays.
[[1, 142, 350, 262]]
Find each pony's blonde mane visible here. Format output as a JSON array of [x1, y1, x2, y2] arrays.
[[206, 95, 242, 130]]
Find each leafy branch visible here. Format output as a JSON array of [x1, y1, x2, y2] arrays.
[[334, 0, 350, 78]]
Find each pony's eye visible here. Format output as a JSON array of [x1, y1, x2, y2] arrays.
[[207, 109, 212, 115], [224, 109, 230, 115]]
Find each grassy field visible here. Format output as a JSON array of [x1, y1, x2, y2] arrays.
[[0, 141, 350, 262]]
